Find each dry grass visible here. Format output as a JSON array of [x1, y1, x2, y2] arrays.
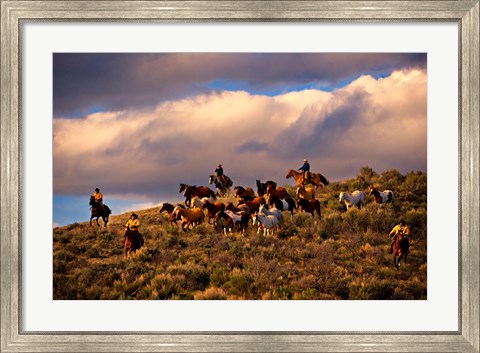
[[53, 167, 427, 300]]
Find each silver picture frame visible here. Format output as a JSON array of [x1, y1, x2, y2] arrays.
[[1, 1, 478, 352]]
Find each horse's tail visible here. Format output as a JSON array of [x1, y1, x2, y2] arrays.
[[319, 173, 329, 186]]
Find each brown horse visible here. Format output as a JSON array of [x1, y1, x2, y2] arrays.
[[233, 186, 256, 200], [265, 185, 290, 199], [393, 232, 410, 269], [201, 200, 225, 224], [297, 198, 321, 218], [225, 202, 251, 215], [286, 169, 329, 190], [179, 184, 216, 207], [256, 179, 277, 197], [237, 199, 264, 214], [159, 203, 185, 226], [89, 196, 111, 227], [123, 226, 144, 258]]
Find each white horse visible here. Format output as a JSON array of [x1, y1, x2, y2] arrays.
[[339, 191, 366, 210], [252, 213, 280, 236], [258, 204, 282, 221], [191, 196, 215, 209]]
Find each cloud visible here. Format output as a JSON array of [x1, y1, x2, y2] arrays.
[[53, 53, 426, 117], [53, 68, 426, 199]]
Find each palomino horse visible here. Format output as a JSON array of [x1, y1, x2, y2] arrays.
[[89, 196, 111, 227], [256, 179, 277, 197], [123, 226, 144, 258], [392, 231, 410, 269], [209, 174, 232, 196], [286, 169, 329, 190], [296, 185, 316, 200], [179, 184, 216, 207]]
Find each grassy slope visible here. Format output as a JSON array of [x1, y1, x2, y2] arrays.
[[53, 168, 427, 300]]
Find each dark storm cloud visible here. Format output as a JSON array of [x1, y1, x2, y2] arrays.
[[237, 139, 269, 153], [53, 53, 426, 117]]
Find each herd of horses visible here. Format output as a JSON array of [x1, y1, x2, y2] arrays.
[[88, 168, 408, 268]]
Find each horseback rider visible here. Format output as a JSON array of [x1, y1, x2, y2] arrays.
[[298, 159, 311, 183], [214, 164, 226, 186], [92, 188, 106, 212], [124, 213, 144, 246], [388, 219, 410, 254]]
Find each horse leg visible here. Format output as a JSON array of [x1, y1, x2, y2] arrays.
[[96, 217, 100, 227]]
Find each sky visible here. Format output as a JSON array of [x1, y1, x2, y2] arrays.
[[53, 53, 427, 226]]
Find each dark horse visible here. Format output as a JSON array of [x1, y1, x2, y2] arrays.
[[123, 226, 144, 258], [89, 196, 111, 227], [208, 174, 233, 197], [179, 184, 216, 207], [255, 179, 277, 197], [393, 231, 410, 269]]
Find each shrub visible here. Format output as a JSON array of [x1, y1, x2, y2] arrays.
[[166, 263, 210, 291], [194, 286, 227, 300]]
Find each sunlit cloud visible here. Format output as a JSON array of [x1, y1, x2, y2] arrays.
[[53, 68, 426, 201]]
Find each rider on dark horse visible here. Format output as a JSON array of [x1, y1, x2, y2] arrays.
[[298, 159, 311, 184], [92, 187, 106, 213], [214, 164, 226, 186], [124, 213, 144, 247]]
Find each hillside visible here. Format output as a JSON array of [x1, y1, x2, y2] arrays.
[[53, 167, 427, 300]]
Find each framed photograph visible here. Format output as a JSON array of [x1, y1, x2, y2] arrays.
[[1, 1, 478, 352]]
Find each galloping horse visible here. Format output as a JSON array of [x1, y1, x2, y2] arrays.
[[159, 203, 185, 226], [256, 179, 277, 197], [369, 186, 394, 205], [265, 185, 290, 199], [209, 174, 232, 197], [89, 196, 111, 227], [266, 195, 296, 216], [233, 186, 255, 201], [179, 184, 216, 207], [286, 169, 329, 190], [297, 198, 321, 218], [215, 210, 250, 234], [123, 226, 143, 258], [392, 231, 410, 269], [174, 207, 204, 231]]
